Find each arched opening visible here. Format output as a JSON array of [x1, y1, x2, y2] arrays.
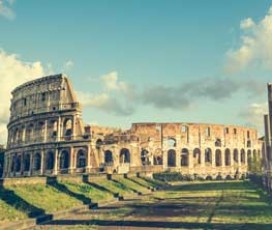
[[193, 148, 201, 165], [167, 149, 176, 167], [26, 124, 34, 142], [77, 150, 86, 168], [120, 148, 130, 164], [205, 148, 212, 164], [153, 149, 163, 165], [247, 150, 252, 164], [225, 149, 231, 166], [37, 121, 45, 140], [233, 149, 239, 164], [46, 151, 54, 170], [241, 149, 245, 164], [141, 149, 149, 166], [33, 153, 41, 171], [181, 148, 189, 166], [104, 150, 113, 164], [63, 119, 72, 138], [96, 139, 103, 150], [59, 150, 69, 169], [253, 149, 257, 160], [24, 154, 30, 171], [167, 138, 176, 148], [15, 155, 21, 172], [215, 149, 222, 167]]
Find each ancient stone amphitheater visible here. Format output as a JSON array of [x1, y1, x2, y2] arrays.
[[3, 74, 263, 179]]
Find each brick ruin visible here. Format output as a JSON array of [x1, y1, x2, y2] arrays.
[[3, 74, 263, 179]]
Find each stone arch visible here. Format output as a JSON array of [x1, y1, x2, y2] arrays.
[[253, 149, 257, 160], [167, 149, 176, 167], [241, 149, 245, 164], [120, 148, 130, 164], [26, 124, 34, 142], [205, 148, 212, 164], [23, 154, 30, 171], [59, 150, 70, 170], [104, 150, 113, 164], [233, 149, 239, 164], [193, 148, 201, 165], [181, 148, 189, 166], [225, 149, 231, 166], [153, 149, 163, 165], [15, 155, 21, 172], [33, 153, 41, 171], [37, 121, 45, 139], [215, 149, 222, 167], [167, 138, 176, 148], [76, 149, 86, 168], [63, 118, 72, 138], [247, 150, 252, 164], [46, 151, 54, 170], [141, 149, 149, 166]]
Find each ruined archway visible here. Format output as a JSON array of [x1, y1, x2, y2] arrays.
[[215, 149, 222, 167], [205, 148, 212, 165], [120, 148, 130, 164], [141, 149, 149, 166], [33, 153, 41, 171], [193, 148, 201, 166], [77, 149, 86, 168], [46, 151, 54, 170], [167, 149, 176, 167], [181, 148, 189, 166], [233, 149, 239, 164], [225, 149, 231, 166], [23, 154, 30, 171], [59, 150, 69, 170], [104, 150, 113, 164], [241, 149, 245, 164]]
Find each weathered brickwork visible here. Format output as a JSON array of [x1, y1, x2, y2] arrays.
[[3, 74, 263, 179]]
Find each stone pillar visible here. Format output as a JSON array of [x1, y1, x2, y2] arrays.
[[44, 120, 48, 142], [163, 150, 168, 169], [40, 150, 45, 175], [176, 149, 180, 168], [221, 149, 225, 167], [200, 148, 205, 168], [86, 145, 91, 173], [212, 149, 216, 168], [69, 147, 74, 174], [53, 149, 58, 175], [57, 117, 61, 141], [29, 152, 33, 176]]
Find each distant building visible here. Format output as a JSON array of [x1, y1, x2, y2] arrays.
[[3, 74, 263, 179]]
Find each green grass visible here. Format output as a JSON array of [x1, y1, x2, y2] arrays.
[[60, 181, 113, 203]]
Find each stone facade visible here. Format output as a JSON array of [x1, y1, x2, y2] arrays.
[[3, 74, 263, 179]]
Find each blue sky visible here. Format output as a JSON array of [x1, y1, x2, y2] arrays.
[[1, 0, 272, 142]]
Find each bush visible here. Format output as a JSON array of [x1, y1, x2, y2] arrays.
[[153, 172, 183, 182]]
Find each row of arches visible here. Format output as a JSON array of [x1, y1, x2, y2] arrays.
[[10, 149, 87, 173], [166, 148, 259, 167], [9, 118, 73, 145]]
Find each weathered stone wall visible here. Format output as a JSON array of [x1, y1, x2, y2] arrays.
[[4, 75, 263, 179]]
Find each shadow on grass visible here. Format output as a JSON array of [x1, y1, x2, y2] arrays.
[[111, 179, 140, 195], [0, 187, 46, 218], [46, 177, 92, 205], [81, 177, 119, 198], [126, 177, 151, 189], [41, 219, 272, 230]]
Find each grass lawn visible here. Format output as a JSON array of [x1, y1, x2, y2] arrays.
[[38, 180, 272, 230]]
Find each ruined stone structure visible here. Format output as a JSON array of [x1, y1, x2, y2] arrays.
[[3, 74, 263, 179]]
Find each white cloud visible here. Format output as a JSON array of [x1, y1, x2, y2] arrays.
[[101, 71, 129, 93], [239, 102, 267, 134], [0, 0, 15, 20], [226, 6, 272, 72], [0, 49, 46, 144], [240, 18, 255, 29]]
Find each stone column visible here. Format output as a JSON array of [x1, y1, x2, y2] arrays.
[[44, 120, 48, 142], [221, 149, 225, 167], [29, 152, 33, 176], [40, 150, 45, 175], [86, 145, 91, 173], [68, 147, 74, 174], [163, 150, 168, 169], [53, 149, 58, 175], [200, 148, 205, 168], [57, 117, 61, 141]]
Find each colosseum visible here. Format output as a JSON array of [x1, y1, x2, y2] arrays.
[[3, 74, 263, 179]]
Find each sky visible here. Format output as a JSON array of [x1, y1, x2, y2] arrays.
[[0, 0, 272, 144]]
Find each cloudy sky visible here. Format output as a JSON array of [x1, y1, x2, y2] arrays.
[[0, 0, 272, 144]]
